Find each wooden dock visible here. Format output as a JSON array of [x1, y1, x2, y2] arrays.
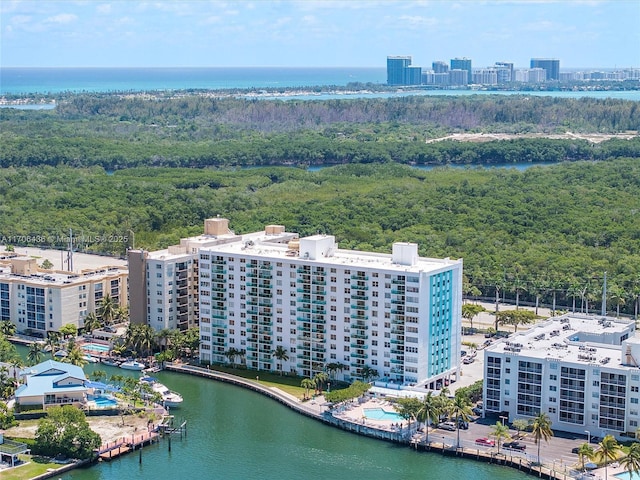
[[96, 430, 159, 462]]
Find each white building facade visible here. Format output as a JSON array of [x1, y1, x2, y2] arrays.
[[0, 255, 127, 337], [484, 313, 640, 439], [198, 223, 463, 388]]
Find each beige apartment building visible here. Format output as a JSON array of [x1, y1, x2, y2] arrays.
[[128, 217, 256, 331], [0, 254, 127, 337]]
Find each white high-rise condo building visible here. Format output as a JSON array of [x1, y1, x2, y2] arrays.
[[198, 222, 463, 389], [484, 313, 640, 439]]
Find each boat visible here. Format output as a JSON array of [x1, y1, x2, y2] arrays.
[[139, 376, 183, 408], [119, 360, 146, 371], [101, 358, 121, 367], [83, 354, 99, 363]]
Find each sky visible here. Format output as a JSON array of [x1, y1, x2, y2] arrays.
[[1, 0, 639, 69]]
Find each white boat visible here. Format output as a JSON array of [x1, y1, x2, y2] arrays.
[[83, 354, 99, 363], [119, 360, 146, 371], [101, 358, 121, 367], [139, 376, 183, 408]]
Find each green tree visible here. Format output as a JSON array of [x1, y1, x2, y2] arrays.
[[395, 397, 423, 435], [41, 259, 54, 270], [34, 405, 101, 459], [83, 312, 102, 334], [301, 378, 315, 400], [595, 435, 621, 480], [578, 442, 595, 473], [59, 323, 78, 339], [620, 441, 640, 479], [45, 332, 62, 359], [313, 371, 329, 393], [272, 346, 289, 375], [511, 418, 529, 439], [495, 310, 537, 333], [0, 320, 16, 337], [98, 294, 117, 326], [491, 421, 511, 455], [450, 394, 473, 448], [0, 401, 17, 429], [27, 342, 44, 366], [360, 365, 378, 383], [461, 303, 485, 333], [417, 391, 441, 444], [530, 412, 553, 465]]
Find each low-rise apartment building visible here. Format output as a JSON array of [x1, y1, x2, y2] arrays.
[[484, 313, 639, 439], [0, 254, 127, 337]]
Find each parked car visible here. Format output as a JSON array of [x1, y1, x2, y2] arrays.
[[472, 407, 483, 415], [590, 436, 601, 444], [503, 441, 526, 451], [475, 437, 495, 447], [458, 420, 469, 430], [572, 447, 581, 454], [461, 350, 467, 357], [437, 422, 457, 431], [463, 357, 475, 364]]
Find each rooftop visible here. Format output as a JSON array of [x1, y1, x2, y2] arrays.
[[202, 230, 461, 273], [485, 313, 637, 368]]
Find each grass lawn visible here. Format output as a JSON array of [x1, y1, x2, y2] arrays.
[[0, 454, 65, 480], [209, 365, 320, 398]]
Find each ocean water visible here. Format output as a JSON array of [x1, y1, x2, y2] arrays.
[[2, 68, 639, 102], [0, 67, 386, 95]]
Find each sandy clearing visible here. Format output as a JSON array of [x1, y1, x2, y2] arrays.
[[425, 131, 638, 144]]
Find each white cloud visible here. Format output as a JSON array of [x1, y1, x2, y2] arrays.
[[45, 13, 78, 24], [97, 4, 112, 14], [398, 15, 438, 28]]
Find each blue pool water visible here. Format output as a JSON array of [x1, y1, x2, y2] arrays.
[[91, 395, 118, 408], [82, 343, 110, 353], [616, 473, 640, 480], [363, 408, 404, 422]]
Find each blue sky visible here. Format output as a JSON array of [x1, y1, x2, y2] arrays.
[[1, 0, 639, 69]]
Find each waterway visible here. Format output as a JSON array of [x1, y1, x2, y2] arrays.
[[13, 346, 529, 480]]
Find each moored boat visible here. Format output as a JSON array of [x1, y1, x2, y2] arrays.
[[120, 360, 146, 371], [139, 376, 183, 408]]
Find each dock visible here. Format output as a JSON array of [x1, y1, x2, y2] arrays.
[[96, 430, 160, 462]]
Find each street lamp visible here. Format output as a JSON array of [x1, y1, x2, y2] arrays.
[[584, 430, 590, 444], [327, 382, 330, 393], [500, 415, 508, 426]]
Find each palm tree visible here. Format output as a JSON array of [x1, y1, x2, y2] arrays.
[[530, 412, 553, 465], [91, 370, 108, 382], [417, 392, 441, 445], [225, 348, 240, 368], [450, 394, 473, 449], [83, 312, 102, 334], [27, 342, 44, 365], [98, 294, 117, 326], [45, 332, 61, 359], [272, 346, 289, 375], [491, 421, 511, 455], [0, 320, 16, 337], [138, 325, 156, 357], [620, 441, 640, 479], [360, 365, 378, 383], [578, 442, 596, 473], [313, 372, 329, 394], [595, 435, 621, 480], [300, 378, 315, 400], [64, 341, 87, 367]]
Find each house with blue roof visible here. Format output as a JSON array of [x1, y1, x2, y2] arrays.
[[15, 360, 88, 410]]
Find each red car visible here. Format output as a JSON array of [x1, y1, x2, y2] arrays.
[[475, 437, 495, 447]]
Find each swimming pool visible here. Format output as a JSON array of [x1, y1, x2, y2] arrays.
[[363, 408, 404, 422], [88, 395, 119, 409], [615, 473, 640, 480], [82, 343, 110, 353]]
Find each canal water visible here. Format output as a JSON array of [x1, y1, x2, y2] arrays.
[[15, 347, 528, 480]]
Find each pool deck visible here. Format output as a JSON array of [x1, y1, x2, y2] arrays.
[[333, 398, 409, 432]]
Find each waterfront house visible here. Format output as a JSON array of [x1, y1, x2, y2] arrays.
[[15, 360, 87, 410]]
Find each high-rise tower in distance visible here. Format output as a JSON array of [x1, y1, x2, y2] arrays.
[[530, 58, 560, 81], [451, 57, 472, 83]]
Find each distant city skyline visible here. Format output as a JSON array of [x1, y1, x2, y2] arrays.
[[1, 1, 639, 69]]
